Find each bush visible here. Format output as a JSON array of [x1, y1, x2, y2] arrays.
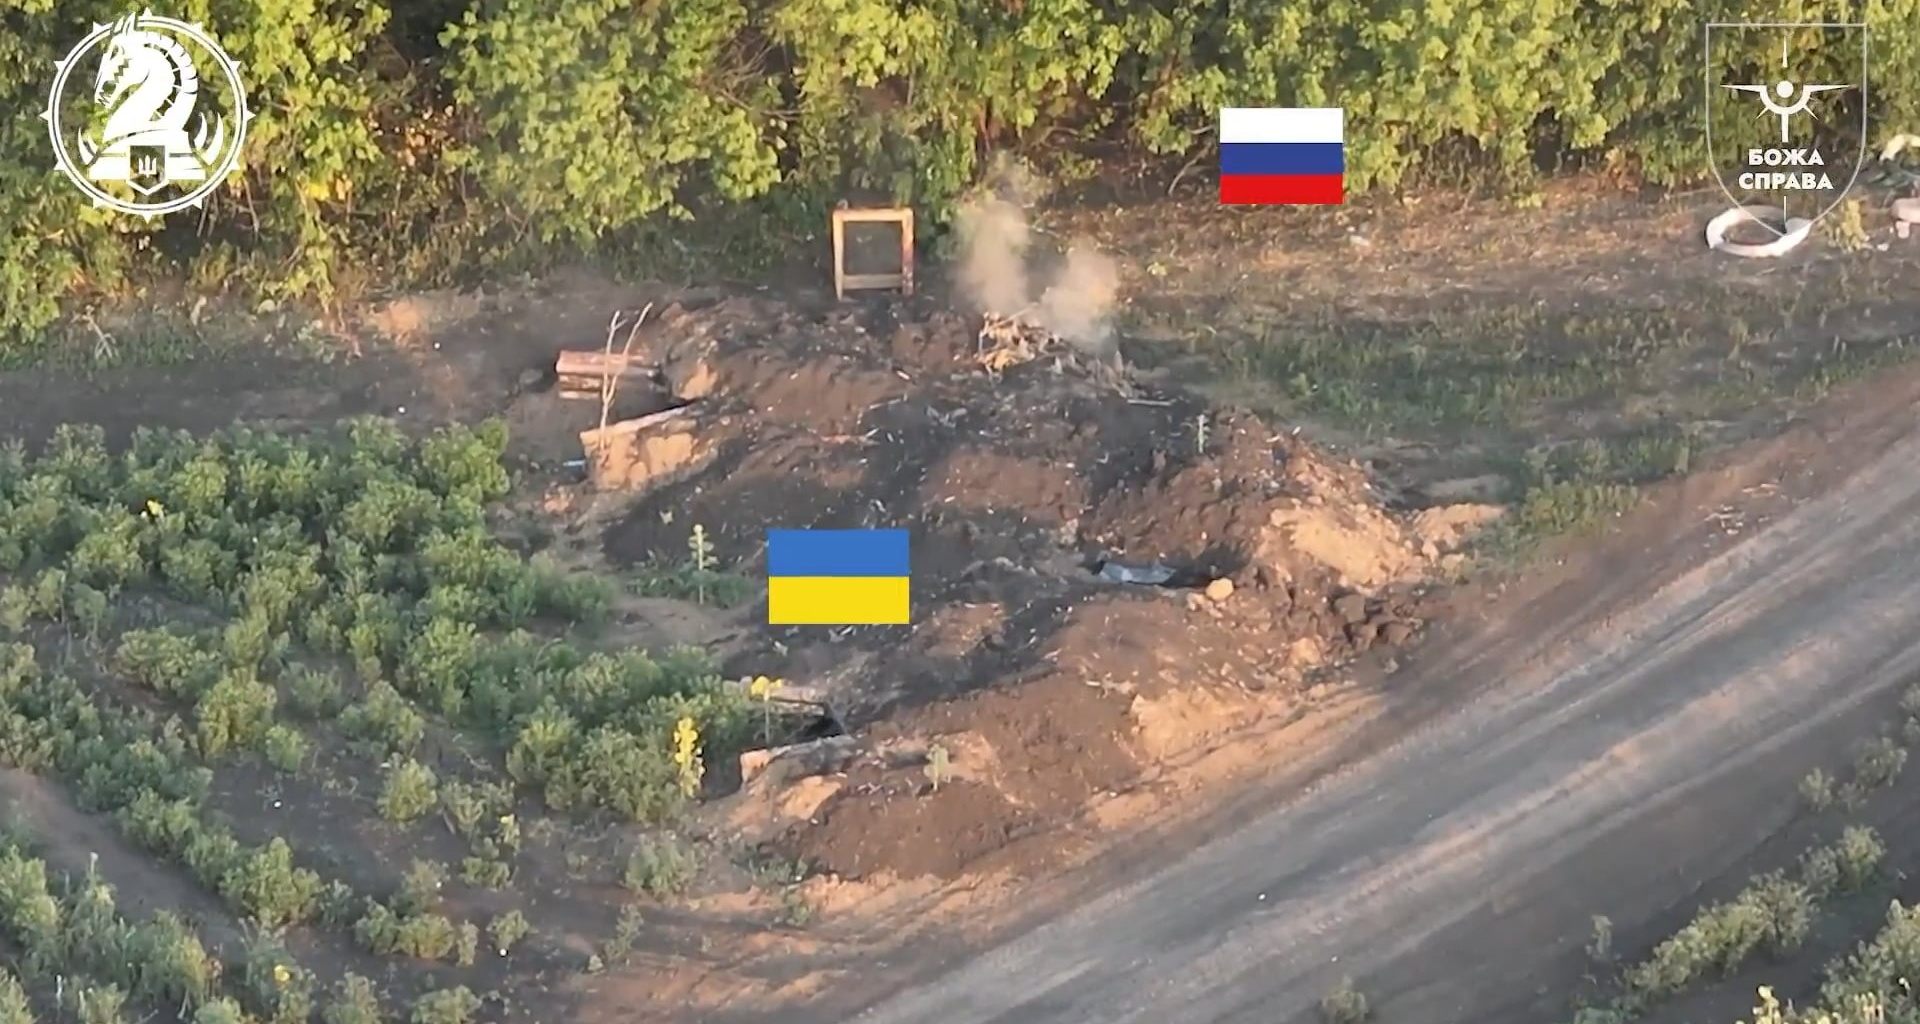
[[1320, 978, 1369, 1024], [377, 759, 438, 824], [409, 988, 479, 1024], [0, 969, 30, 1024], [323, 976, 384, 1024], [486, 910, 530, 956], [1851, 737, 1908, 790], [624, 836, 699, 898], [1623, 871, 1817, 1000]]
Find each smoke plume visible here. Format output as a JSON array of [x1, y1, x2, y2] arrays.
[[953, 191, 1120, 359], [1037, 246, 1119, 358], [955, 195, 1031, 317]]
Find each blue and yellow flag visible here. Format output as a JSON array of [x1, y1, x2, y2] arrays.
[[766, 529, 909, 625]]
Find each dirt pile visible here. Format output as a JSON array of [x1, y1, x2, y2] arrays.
[[574, 295, 1501, 884]]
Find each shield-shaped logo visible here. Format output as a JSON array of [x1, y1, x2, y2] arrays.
[[125, 144, 168, 196], [1704, 22, 1869, 238]]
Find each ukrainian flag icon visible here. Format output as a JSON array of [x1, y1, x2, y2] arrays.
[[766, 529, 910, 625]]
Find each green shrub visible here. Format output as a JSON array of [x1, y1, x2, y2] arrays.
[[396, 860, 446, 916], [340, 683, 426, 756], [0, 969, 28, 1024], [322, 976, 384, 1024], [1851, 736, 1908, 790], [243, 942, 317, 1024], [409, 988, 479, 1024], [285, 669, 344, 719], [218, 838, 322, 930], [487, 910, 530, 956], [377, 759, 438, 824], [624, 836, 699, 898], [1320, 978, 1369, 1024], [262, 725, 309, 773]]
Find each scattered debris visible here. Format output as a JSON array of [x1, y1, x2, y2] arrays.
[[1894, 198, 1920, 240], [739, 735, 859, 787], [1097, 560, 1178, 585], [1879, 133, 1920, 162], [977, 312, 1057, 372]]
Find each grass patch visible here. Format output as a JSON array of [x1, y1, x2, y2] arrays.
[[0, 306, 344, 374], [1165, 294, 1916, 440], [629, 522, 756, 609], [1468, 429, 1695, 556], [629, 563, 755, 609]]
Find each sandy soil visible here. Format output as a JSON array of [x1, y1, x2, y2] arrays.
[[722, 365, 1920, 1024]]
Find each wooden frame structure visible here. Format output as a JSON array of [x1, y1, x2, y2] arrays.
[[830, 206, 914, 300]]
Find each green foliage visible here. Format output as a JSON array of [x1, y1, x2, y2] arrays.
[[1320, 978, 1369, 1024], [6, 0, 1920, 345], [0, 970, 31, 1024], [624, 835, 699, 898], [486, 909, 530, 955], [409, 988, 479, 1024], [1584, 827, 1887, 1021], [631, 525, 755, 609], [351, 900, 462, 962], [243, 941, 317, 1024], [395, 860, 446, 916], [0, 417, 764, 1011], [0, 838, 229, 1022], [219, 838, 323, 931], [377, 758, 439, 824], [323, 975, 385, 1024]]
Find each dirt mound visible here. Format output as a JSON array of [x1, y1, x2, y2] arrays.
[[573, 296, 1501, 883]]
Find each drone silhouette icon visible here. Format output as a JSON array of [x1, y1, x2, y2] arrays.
[[1723, 79, 1849, 145]]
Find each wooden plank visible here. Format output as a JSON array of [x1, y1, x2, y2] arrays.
[[841, 272, 906, 291], [555, 350, 659, 380], [578, 404, 698, 447], [831, 207, 912, 224], [832, 211, 847, 300]]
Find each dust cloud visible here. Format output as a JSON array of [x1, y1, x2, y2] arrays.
[[1037, 246, 1119, 358], [953, 190, 1121, 359], [955, 195, 1032, 318]]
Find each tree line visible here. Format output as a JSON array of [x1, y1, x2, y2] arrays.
[[1, 0, 1913, 339]]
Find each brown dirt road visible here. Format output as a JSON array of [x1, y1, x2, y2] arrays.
[[787, 373, 1920, 1024]]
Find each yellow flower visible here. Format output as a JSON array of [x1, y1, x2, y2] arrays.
[[142, 499, 165, 519], [272, 964, 291, 985]]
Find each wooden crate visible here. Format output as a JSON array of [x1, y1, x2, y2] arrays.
[[830, 206, 914, 300]]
